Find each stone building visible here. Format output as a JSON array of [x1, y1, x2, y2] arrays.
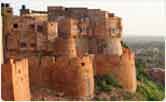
[[1, 3, 137, 101]]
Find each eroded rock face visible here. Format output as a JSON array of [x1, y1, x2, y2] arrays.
[[145, 68, 165, 86]]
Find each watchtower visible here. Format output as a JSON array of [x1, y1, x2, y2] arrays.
[[1, 3, 13, 63]]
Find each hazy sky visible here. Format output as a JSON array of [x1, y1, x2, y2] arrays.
[[1, 0, 166, 36]]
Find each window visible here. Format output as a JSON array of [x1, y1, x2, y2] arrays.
[[37, 25, 43, 32], [73, 35, 76, 39], [20, 42, 26, 48], [7, 10, 12, 13], [111, 28, 116, 33], [111, 28, 120, 34], [54, 57, 56, 62], [13, 23, 18, 28], [88, 48, 96, 54], [30, 43, 36, 47], [81, 62, 85, 66], [30, 24, 35, 29], [65, 8, 69, 11], [18, 69, 21, 74]]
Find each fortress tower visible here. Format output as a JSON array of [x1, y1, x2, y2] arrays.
[[104, 16, 123, 56], [53, 18, 78, 57], [1, 3, 13, 62], [1, 4, 137, 100]]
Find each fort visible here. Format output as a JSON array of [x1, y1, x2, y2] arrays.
[[1, 3, 137, 100]]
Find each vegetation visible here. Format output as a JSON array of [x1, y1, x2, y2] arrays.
[[137, 79, 164, 101], [135, 58, 147, 80], [95, 74, 122, 92], [94, 74, 145, 101], [135, 60, 165, 101], [94, 51, 165, 101]]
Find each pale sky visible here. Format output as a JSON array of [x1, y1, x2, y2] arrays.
[[0, 0, 165, 64], [1, 0, 166, 36]]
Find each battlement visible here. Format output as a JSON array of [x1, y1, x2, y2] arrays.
[[1, 3, 13, 16]]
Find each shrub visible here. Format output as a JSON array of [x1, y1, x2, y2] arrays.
[[135, 59, 165, 101], [95, 74, 122, 92], [135, 59, 147, 81], [137, 78, 165, 101]]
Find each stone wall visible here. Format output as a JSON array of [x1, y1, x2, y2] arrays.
[[87, 10, 110, 39], [1, 62, 14, 100], [28, 56, 41, 87], [46, 21, 58, 42], [104, 37, 123, 56], [25, 54, 95, 98], [50, 55, 94, 98], [112, 48, 137, 93], [93, 54, 120, 76], [1, 58, 31, 100], [28, 55, 56, 88], [28, 55, 94, 98], [94, 48, 137, 93], [108, 16, 122, 38], [58, 18, 79, 38], [53, 37, 77, 57]]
